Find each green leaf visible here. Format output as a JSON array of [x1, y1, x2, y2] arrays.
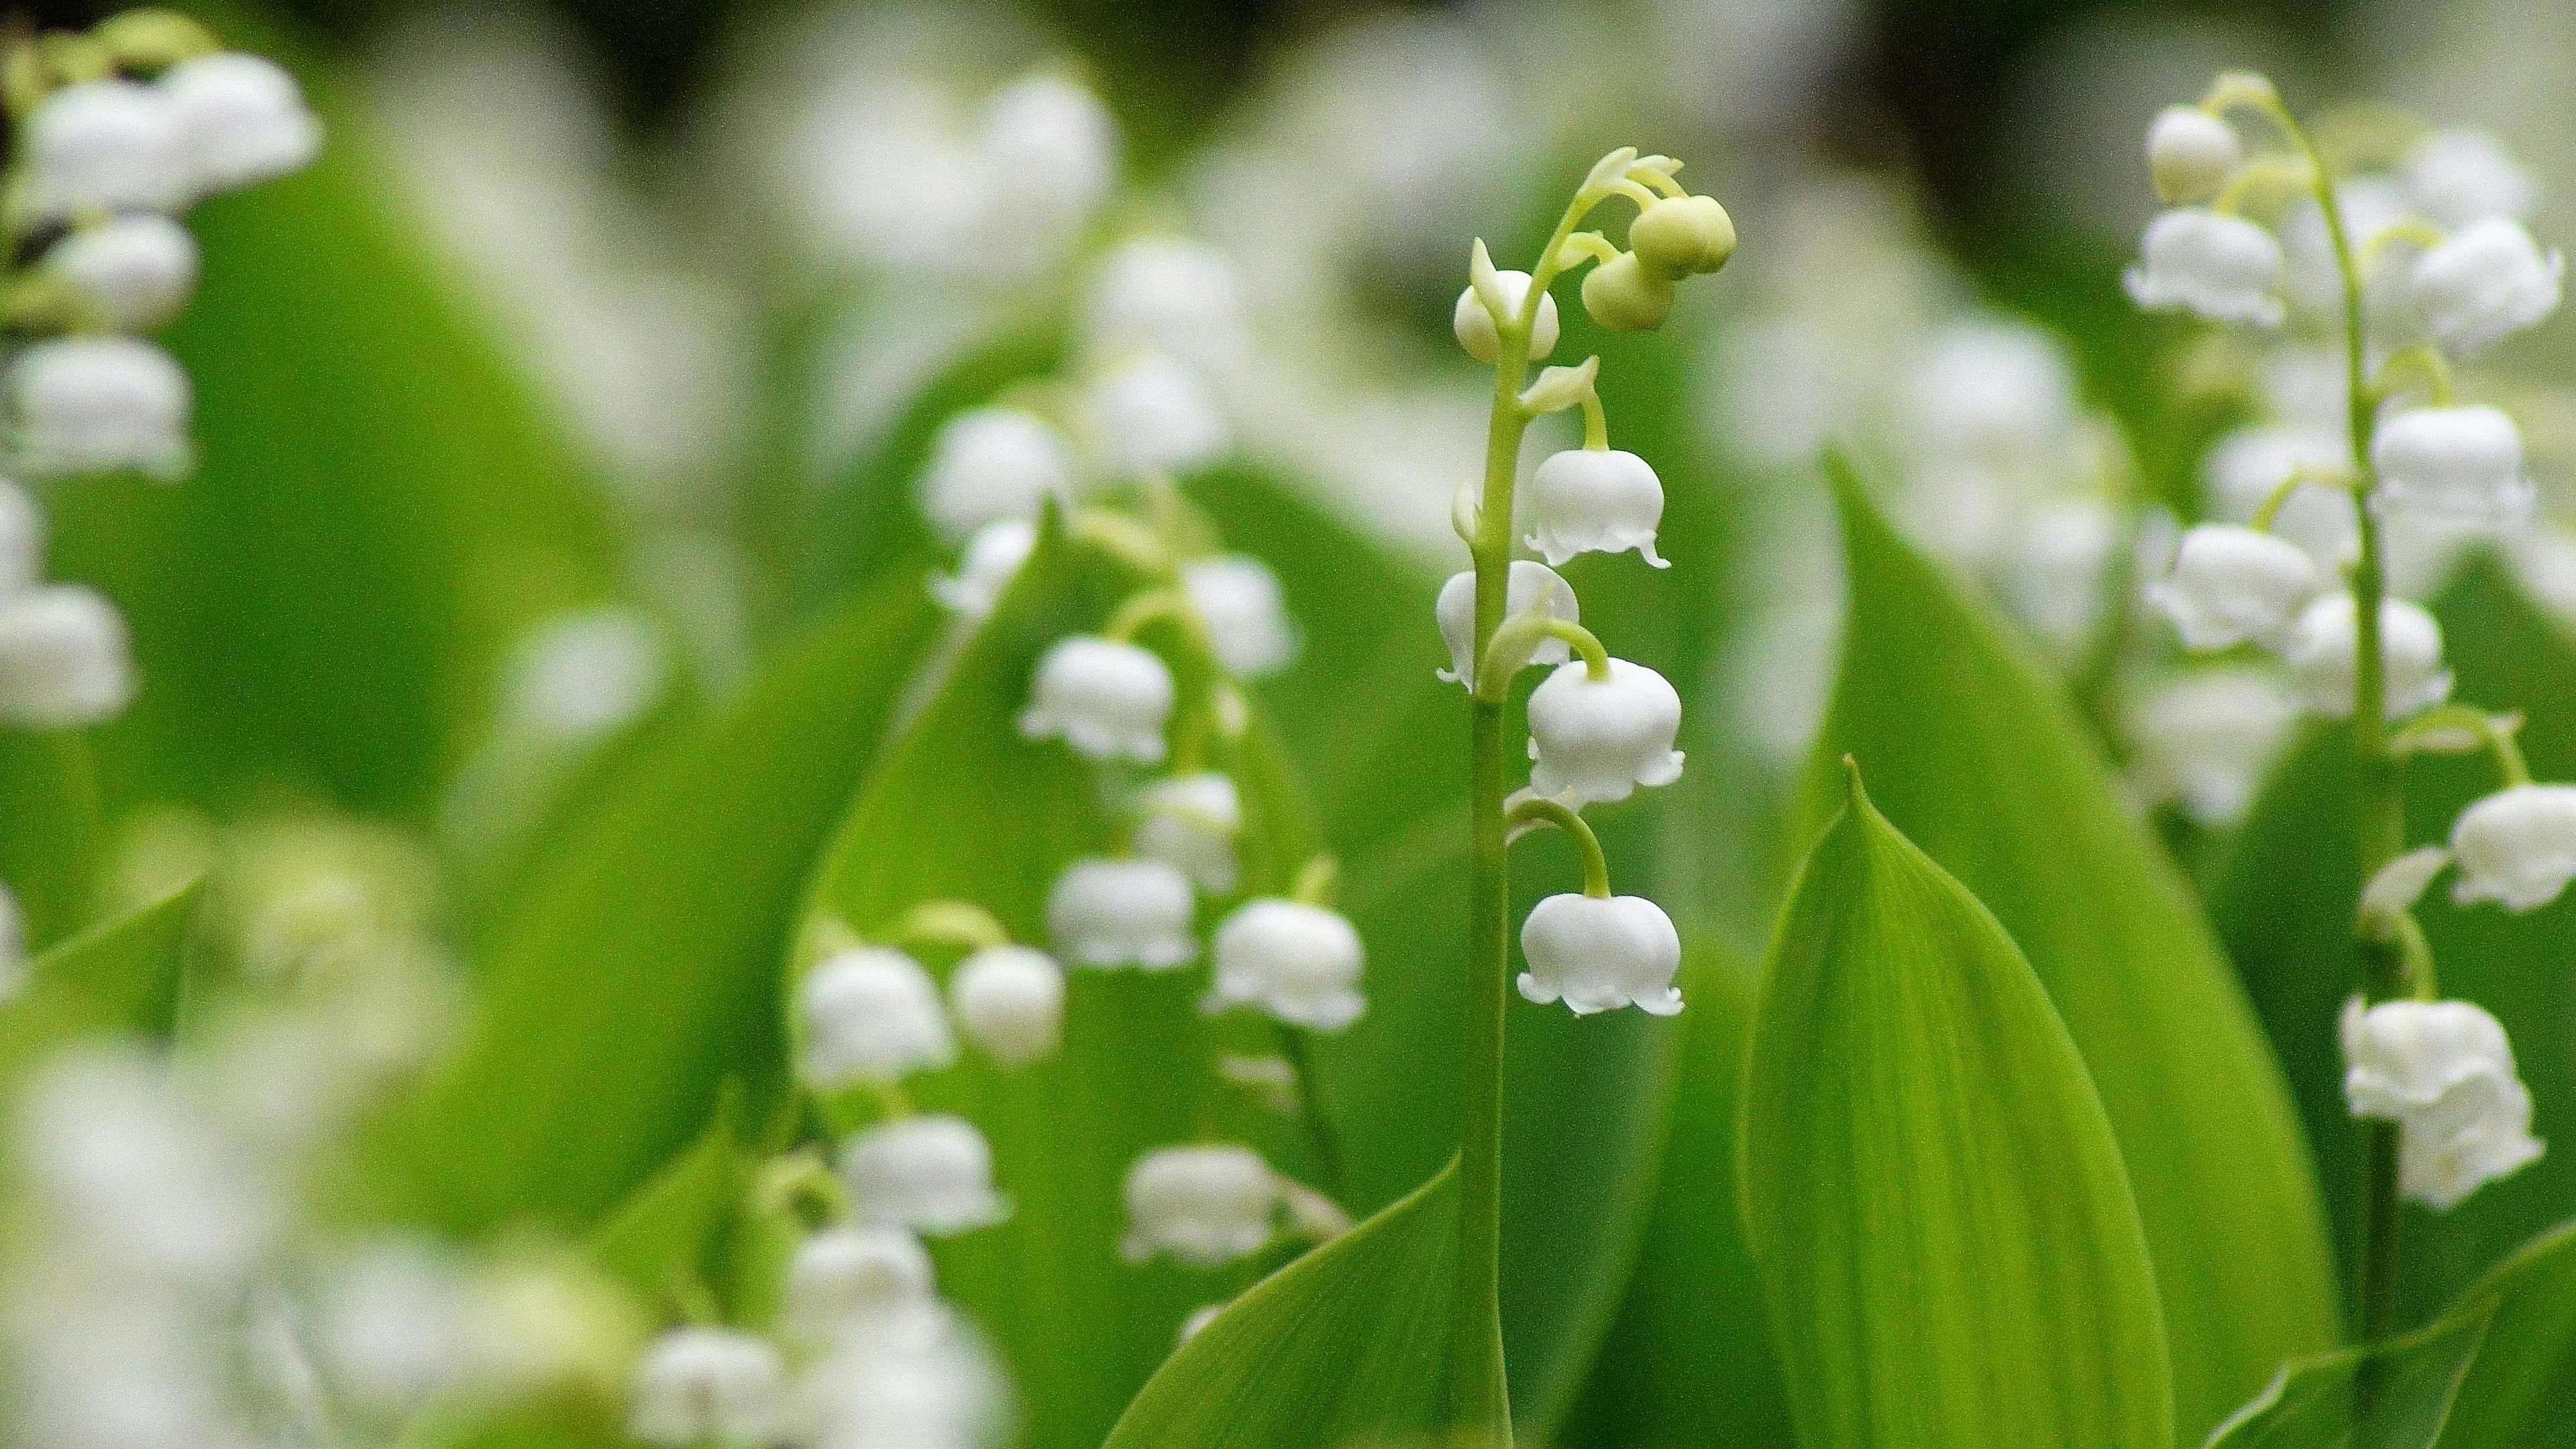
[[2205, 1219, 2576, 1449], [1743, 763, 2174, 1449], [2209, 556, 2576, 1328], [1102, 1160, 1498, 1448], [0, 731, 106, 949], [56, 32, 621, 820], [358, 580, 937, 1233], [1558, 943, 1795, 1449], [1810, 461, 2340, 1439], [0, 879, 203, 1092], [589, 1088, 747, 1307]]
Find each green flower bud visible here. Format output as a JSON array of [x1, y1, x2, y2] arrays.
[[1629, 195, 1736, 277], [1581, 252, 1676, 333]]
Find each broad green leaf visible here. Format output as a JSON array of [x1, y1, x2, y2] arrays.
[[0, 731, 105, 948], [2204, 1219, 2576, 1449], [589, 1089, 746, 1307], [2210, 556, 2576, 1328], [1558, 943, 1795, 1449], [793, 509, 1310, 1449], [1810, 462, 2339, 1439], [55, 23, 620, 820], [1743, 763, 2174, 1449], [359, 580, 937, 1233], [1102, 1161, 1501, 1448]]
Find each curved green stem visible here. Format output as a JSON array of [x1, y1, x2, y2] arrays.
[[1274, 1024, 1348, 1204], [2251, 466, 2353, 533], [2373, 345, 2458, 407], [1507, 796, 1612, 898], [1474, 616, 1611, 704], [894, 899, 1012, 953]]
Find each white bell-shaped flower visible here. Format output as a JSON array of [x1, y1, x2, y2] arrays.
[[2372, 405, 2533, 523], [1018, 635, 1173, 763], [1086, 237, 1246, 362], [2404, 129, 2538, 229], [794, 1307, 1009, 1449], [798, 947, 954, 1090], [2448, 783, 2576, 912], [45, 216, 200, 331], [2147, 106, 2242, 205], [2150, 524, 2324, 650], [1087, 353, 1230, 480], [311, 1237, 472, 1414], [1436, 561, 1577, 688], [0, 480, 46, 593], [0, 585, 136, 728], [947, 945, 1065, 1067], [1134, 772, 1242, 894], [782, 1226, 936, 1346], [968, 73, 1117, 282], [2125, 209, 2286, 325], [2412, 219, 2563, 357], [1182, 555, 1298, 678], [500, 608, 667, 741], [2202, 423, 2357, 570], [932, 519, 1038, 616], [1525, 658, 1684, 805], [1517, 892, 1684, 1016], [23, 79, 187, 219], [1525, 449, 1668, 568], [2283, 594, 2452, 720], [2127, 669, 2304, 827], [1045, 857, 1196, 969], [1205, 899, 1365, 1032], [9, 337, 193, 480], [839, 1114, 1010, 1236], [2341, 997, 2544, 1210], [916, 409, 1074, 547], [1119, 1144, 1279, 1267], [1452, 269, 1559, 366], [159, 52, 323, 195], [629, 1327, 790, 1448]]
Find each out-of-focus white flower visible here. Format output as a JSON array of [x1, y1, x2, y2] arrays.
[[782, 1226, 936, 1346], [2150, 524, 2323, 650], [0, 479, 42, 592], [2449, 783, 2576, 912], [460, 1257, 642, 1395], [499, 608, 666, 740], [1086, 354, 1230, 480], [1523, 448, 1667, 568], [933, 519, 1037, 616], [795, 1303, 1006, 1449], [2412, 219, 2563, 357], [2404, 129, 2538, 230], [1205, 899, 1364, 1031], [2128, 669, 2302, 826], [9, 336, 193, 480], [2001, 497, 2121, 664], [45, 216, 200, 331], [23, 78, 189, 219], [1087, 237, 1247, 363], [1018, 636, 1173, 764], [1134, 773, 1242, 895], [0, 584, 136, 728], [1178, 1303, 1225, 1345], [11, 1293, 229, 1449], [1904, 320, 2076, 467], [2148, 105, 2241, 205], [1119, 1144, 1278, 1267], [839, 1115, 1009, 1236], [1452, 268, 1559, 366], [1517, 892, 1683, 1016], [2372, 405, 2532, 524], [916, 408, 1075, 547], [1045, 857, 1196, 970], [2282, 179, 2415, 319], [312, 1237, 471, 1415], [160, 52, 323, 195], [798, 947, 954, 1089], [629, 1327, 790, 1448], [17, 1044, 277, 1288], [2282, 593, 2451, 719], [969, 72, 1116, 283], [1436, 560, 1576, 687], [2202, 423, 2355, 568], [2125, 209, 2285, 325], [1182, 555, 1298, 678], [1525, 658, 1684, 805], [947, 945, 1064, 1068], [2342, 997, 2544, 1210]]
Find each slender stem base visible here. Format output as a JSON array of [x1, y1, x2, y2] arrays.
[[1449, 696, 1511, 1440]]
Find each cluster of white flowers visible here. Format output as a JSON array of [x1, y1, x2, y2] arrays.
[[2133, 74, 2556, 1210]]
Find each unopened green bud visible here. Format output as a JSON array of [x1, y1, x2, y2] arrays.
[[1581, 252, 1676, 333], [1629, 195, 1735, 278]]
